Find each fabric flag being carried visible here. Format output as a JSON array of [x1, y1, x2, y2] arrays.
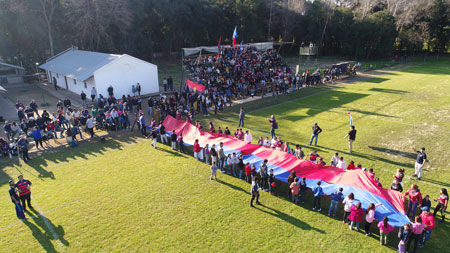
[[186, 80, 206, 93], [216, 37, 222, 58], [348, 112, 353, 126], [232, 26, 238, 47], [163, 115, 411, 227]]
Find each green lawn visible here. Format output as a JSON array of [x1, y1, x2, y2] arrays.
[[0, 60, 449, 252]]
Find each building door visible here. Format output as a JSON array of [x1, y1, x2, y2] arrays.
[[64, 76, 68, 89]]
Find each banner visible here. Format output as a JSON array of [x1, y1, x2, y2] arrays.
[[186, 80, 206, 93]]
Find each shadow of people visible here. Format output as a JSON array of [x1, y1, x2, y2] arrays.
[[368, 146, 417, 159], [22, 219, 57, 252], [216, 179, 250, 195], [420, 178, 450, 188], [254, 203, 325, 233], [28, 208, 69, 247]]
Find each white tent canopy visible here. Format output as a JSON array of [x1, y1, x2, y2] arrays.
[[182, 42, 274, 56]]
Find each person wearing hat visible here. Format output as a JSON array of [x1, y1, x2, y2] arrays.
[[15, 175, 32, 211], [3, 121, 12, 140], [309, 123, 322, 146], [17, 135, 31, 162], [8, 180, 25, 220]]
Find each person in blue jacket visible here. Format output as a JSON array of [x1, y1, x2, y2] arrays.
[[32, 127, 44, 149], [328, 187, 344, 216], [312, 180, 325, 211]]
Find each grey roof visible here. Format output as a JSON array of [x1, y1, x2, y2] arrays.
[[39, 48, 121, 81], [0, 61, 25, 70]]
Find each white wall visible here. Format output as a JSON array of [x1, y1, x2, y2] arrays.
[[47, 71, 95, 95], [93, 55, 159, 98], [47, 71, 66, 89]]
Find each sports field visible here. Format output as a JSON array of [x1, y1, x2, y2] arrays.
[[0, 60, 449, 252]]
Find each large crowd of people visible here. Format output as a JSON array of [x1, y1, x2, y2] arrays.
[[1, 49, 444, 252]]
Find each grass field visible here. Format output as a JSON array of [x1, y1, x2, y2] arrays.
[[0, 59, 449, 252]]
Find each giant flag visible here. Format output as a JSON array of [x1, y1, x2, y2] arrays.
[[163, 115, 411, 227]]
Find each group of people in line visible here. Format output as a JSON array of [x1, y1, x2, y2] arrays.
[[140, 108, 446, 252]]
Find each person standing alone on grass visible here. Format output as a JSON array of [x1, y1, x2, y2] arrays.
[[238, 107, 245, 127], [210, 161, 218, 180], [312, 181, 324, 211], [309, 123, 322, 146], [267, 115, 277, 138], [344, 125, 357, 153], [15, 175, 32, 211], [9, 180, 25, 220], [412, 147, 427, 180], [250, 178, 261, 207]]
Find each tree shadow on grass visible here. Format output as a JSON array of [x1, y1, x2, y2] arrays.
[[19, 135, 141, 181], [278, 90, 370, 123], [369, 88, 408, 94], [314, 146, 414, 169], [368, 146, 417, 160], [255, 204, 325, 233], [365, 78, 390, 84]]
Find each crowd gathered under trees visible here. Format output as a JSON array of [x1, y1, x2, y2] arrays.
[[0, 0, 448, 72]]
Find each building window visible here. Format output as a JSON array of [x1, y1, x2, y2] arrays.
[[84, 81, 87, 89], [74, 79, 77, 84]]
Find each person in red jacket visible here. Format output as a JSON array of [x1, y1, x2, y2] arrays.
[[346, 161, 356, 170], [244, 162, 252, 183], [193, 139, 202, 160], [404, 184, 423, 219], [419, 210, 435, 248]]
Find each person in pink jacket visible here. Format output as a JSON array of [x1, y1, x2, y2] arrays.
[[404, 184, 423, 218], [408, 216, 425, 252], [378, 217, 395, 245], [419, 210, 435, 248], [290, 177, 300, 203], [349, 202, 365, 231], [364, 203, 382, 235]]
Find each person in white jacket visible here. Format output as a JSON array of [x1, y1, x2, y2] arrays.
[[342, 192, 355, 224], [338, 157, 347, 170], [244, 130, 252, 144]]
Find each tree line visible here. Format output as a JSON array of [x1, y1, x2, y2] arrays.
[[0, 0, 448, 71]]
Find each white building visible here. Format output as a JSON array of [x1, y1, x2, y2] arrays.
[[39, 48, 159, 97]]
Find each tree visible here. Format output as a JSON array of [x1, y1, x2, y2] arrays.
[[39, 0, 57, 56], [64, 0, 133, 52]]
